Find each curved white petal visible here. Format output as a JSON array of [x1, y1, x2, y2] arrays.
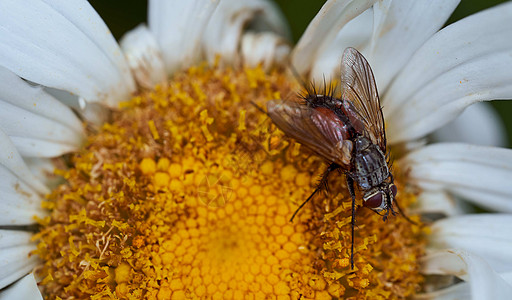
[[0, 130, 47, 225], [414, 190, 463, 217], [431, 102, 507, 147], [0, 67, 84, 157], [367, 0, 460, 93], [402, 143, 512, 212], [24, 157, 62, 188], [121, 24, 167, 89], [422, 249, 512, 299], [0, 230, 38, 290], [309, 7, 374, 82], [416, 272, 512, 300], [148, 0, 218, 75], [292, 0, 377, 78], [241, 32, 291, 71], [384, 2, 512, 144], [414, 281, 471, 300], [0, 130, 48, 195], [79, 100, 110, 126], [430, 214, 512, 273], [0, 273, 42, 300], [204, 0, 290, 68], [0, 0, 135, 108]]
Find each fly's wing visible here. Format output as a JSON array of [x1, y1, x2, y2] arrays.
[[341, 47, 386, 151], [267, 99, 351, 168]]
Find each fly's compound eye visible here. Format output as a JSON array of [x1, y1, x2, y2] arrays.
[[364, 192, 384, 210], [390, 184, 398, 198]]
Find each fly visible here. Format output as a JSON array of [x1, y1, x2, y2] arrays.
[[267, 47, 397, 269]]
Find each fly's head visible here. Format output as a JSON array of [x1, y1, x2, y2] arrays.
[[362, 176, 397, 214]]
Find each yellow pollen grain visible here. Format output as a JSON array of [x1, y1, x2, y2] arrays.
[[36, 65, 424, 299], [148, 120, 160, 140]]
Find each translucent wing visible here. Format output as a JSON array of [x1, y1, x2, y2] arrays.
[[267, 99, 352, 168], [341, 47, 386, 151]]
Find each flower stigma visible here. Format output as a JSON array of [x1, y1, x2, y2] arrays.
[[34, 64, 425, 299]]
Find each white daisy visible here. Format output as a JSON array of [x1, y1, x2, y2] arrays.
[[0, 0, 512, 298]]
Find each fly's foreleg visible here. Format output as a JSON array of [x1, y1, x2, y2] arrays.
[[346, 175, 356, 270]]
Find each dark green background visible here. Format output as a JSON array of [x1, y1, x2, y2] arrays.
[[89, 0, 511, 147]]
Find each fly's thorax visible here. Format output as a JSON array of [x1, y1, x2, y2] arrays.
[[352, 136, 389, 190]]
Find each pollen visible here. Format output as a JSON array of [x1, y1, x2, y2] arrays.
[[35, 65, 425, 299]]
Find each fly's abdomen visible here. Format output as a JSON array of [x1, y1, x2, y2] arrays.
[[353, 144, 389, 190]]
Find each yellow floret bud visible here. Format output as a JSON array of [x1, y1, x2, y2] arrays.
[[275, 282, 291, 295], [115, 263, 131, 283], [140, 158, 156, 175], [260, 161, 274, 175], [295, 172, 310, 186], [157, 158, 170, 171], [115, 283, 129, 298], [157, 287, 172, 300], [280, 165, 297, 181], [168, 163, 182, 178], [154, 172, 170, 188]]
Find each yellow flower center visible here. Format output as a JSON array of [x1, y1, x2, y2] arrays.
[[34, 65, 425, 299]]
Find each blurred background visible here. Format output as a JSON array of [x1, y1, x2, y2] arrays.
[[89, 0, 511, 147]]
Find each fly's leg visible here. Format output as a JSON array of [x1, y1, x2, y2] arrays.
[[382, 197, 397, 222], [346, 175, 356, 270], [290, 163, 340, 222], [393, 197, 418, 226]]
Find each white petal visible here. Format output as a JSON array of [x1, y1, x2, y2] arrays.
[[24, 157, 62, 188], [431, 102, 507, 147], [0, 67, 84, 158], [430, 214, 512, 273], [403, 143, 512, 212], [414, 281, 471, 300], [402, 143, 512, 212], [0, 130, 48, 195], [0, 273, 41, 300], [0, 230, 38, 290], [414, 190, 463, 217], [79, 100, 110, 126], [241, 32, 291, 72], [417, 273, 512, 300], [0, 230, 33, 248], [422, 249, 512, 299], [0, 0, 135, 108], [0, 169, 46, 226], [309, 7, 374, 82], [292, 0, 377, 78], [203, 0, 290, 68], [367, 0, 460, 93], [0, 130, 47, 225], [120, 24, 166, 89], [148, 0, 218, 75], [384, 2, 512, 144]]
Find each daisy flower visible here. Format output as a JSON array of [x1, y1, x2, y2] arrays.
[[1, 0, 512, 299]]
